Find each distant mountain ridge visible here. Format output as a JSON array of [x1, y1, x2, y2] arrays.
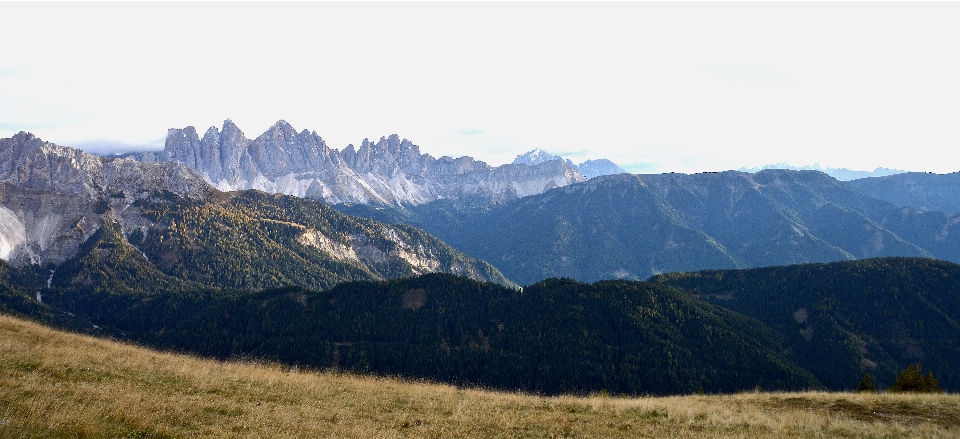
[[739, 164, 905, 181], [340, 169, 960, 285], [512, 148, 627, 180], [845, 171, 960, 214], [132, 120, 589, 206]]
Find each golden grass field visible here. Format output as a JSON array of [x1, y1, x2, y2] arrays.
[[1, 313, 958, 438]]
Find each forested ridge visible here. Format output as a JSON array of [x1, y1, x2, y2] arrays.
[[40, 273, 820, 396], [652, 257, 960, 390]]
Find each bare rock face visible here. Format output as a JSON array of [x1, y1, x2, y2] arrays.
[[149, 120, 587, 205], [0, 132, 213, 266]]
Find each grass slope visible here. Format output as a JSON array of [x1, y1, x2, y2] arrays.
[[1, 313, 958, 438]]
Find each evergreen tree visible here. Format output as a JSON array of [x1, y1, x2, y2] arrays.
[[889, 364, 943, 393], [856, 373, 876, 393]]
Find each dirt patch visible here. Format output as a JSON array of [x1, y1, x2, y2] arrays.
[[402, 289, 427, 310], [764, 396, 960, 429]]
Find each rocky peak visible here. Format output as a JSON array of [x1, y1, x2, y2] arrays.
[[0, 131, 104, 196]]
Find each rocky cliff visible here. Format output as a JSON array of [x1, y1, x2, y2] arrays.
[[0, 132, 212, 265], [145, 120, 587, 205]]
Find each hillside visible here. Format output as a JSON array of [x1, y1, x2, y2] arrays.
[[2, 313, 958, 438], [339, 170, 960, 285], [652, 257, 960, 391], [27, 258, 960, 396], [43, 273, 819, 396]]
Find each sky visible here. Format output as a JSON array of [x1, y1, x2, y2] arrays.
[[1, 2, 959, 174]]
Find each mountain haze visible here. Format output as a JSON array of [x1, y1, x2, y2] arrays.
[[739, 164, 906, 181], [512, 148, 627, 180]]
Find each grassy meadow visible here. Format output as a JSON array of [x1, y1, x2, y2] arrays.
[[1, 313, 958, 439]]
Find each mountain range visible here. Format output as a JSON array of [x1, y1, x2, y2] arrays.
[[0, 131, 511, 290], [738, 164, 906, 181], [339, 169, 960, 285], [3, 126, 960, 396], [128, 120, 619, 206]]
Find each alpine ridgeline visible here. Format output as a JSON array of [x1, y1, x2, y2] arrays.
[[142, 120, 591, 206], [0, 132, 513, 290], [845, 171, 960, 215]]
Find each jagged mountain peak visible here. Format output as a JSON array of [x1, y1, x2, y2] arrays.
[[149, 120, 589, 206]]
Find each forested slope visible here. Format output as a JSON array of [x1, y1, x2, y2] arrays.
[[653, 257, 960, 390]]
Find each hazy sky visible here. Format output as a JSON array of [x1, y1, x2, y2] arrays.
[[2, 2, 959, 174]]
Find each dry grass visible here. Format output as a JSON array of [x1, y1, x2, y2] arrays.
[[1, 313, 958, 438]]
